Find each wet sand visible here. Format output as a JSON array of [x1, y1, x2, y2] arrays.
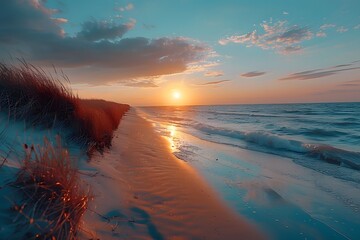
[[81, 109, 264, 239]]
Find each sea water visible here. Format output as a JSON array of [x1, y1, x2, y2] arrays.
[[139, 102, 360, 240]]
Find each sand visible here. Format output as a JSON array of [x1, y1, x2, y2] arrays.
[[81, 109, 264, 239]]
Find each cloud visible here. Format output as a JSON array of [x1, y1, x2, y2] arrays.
[[279, 46, 302, 54], [219, 31, 258, 45], [354, 24, 360, 30], [219, 20, 313, 54], [125, 3, 134, 10], [320, 24, 336, 30], [337, 26, 348, 33], [267, 26, 312, 44], [241, 71, 266, 78], [317, 23, 353, 37], [204, 71, 223, 77], [316, 31, 326, 38], [52, 17, 68, 24], [121, 79, 158, 88], [77, 20, 135, 41], [283, 11, 289, 15], [338, 79, 360, 87], [116, 3, 134, 12], [0, 0, 209, 85], [279, 63, 360, 81], [195, 80, 230, 86], [333, 64, 352, 68]]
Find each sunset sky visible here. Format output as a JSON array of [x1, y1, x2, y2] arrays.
[[1, 0, 359, 106]]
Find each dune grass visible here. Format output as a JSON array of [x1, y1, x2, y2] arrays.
[[0, 61, 75, 126], [0, 61, 129, 238], [74, 99, 130, 153], [12, 137, 90, 239], [0, 62, 130, 153]]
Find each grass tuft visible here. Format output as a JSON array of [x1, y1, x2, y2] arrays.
[[13, 136, 90, 239]]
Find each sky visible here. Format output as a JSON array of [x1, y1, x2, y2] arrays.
[[0, 0, 359, 106]]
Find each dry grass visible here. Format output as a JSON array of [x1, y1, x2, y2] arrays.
[[0, 61, 129, 238], [13, 137, 90, 239], [0, 61, 75, 126], [0, 62, 130, 152], [75, 99, 129, 153]]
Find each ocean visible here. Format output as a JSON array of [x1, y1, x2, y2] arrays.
[[140, 102, 360, 240]]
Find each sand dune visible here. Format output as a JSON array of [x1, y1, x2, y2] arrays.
[[82, 109, 264, 239]]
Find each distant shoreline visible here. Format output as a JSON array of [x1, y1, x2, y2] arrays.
[[136, 101, 360, 108]]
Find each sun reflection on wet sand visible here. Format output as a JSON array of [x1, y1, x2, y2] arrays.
[[167, 125, 177, 152]]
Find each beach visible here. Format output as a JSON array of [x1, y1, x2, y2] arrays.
[[81, 109, 264, 239], [139, 103, 360, 239], [1, 1, 360, 238]]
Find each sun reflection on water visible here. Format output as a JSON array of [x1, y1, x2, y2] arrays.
[[167, 125, 177, 151]]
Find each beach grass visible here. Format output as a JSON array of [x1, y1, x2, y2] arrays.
[[0, 61, 130, 238], [74, 99, 130, 154], [12, 137, 90, 239], [0, 61, 130, 152]]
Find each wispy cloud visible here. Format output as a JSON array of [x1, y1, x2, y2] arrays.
[[77, 19, 135, 41], [116, 3, 134, 12], [333, 64, 352, 68], [316, 31, 326, 38], [279, 62, 360, 81], [336, 26, 348, 33], [204, 71, 223, 77], [337, 79, 360, 87], [51, 17, 68, 24], [316, 23, 341, 38], [122, 79, 158, 88], [283, 11, 289, 15], [320, 24, 336, 30], [354, 24, 360, 30], [241, 71, 266, 78], [317, 23, 353, 37], [195, 80, 230, 86], [219, 20, 313, 54]]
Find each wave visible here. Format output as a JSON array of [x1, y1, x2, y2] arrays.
[[332, 121, 360, 127], [300, 128, 346, 137], [204, 110, 286, 118], [192, 123, 360, 170]]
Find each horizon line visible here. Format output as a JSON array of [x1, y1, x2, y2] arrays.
[[134, 100, 360, 108]]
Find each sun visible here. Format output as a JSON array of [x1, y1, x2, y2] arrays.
[[172, 91, 181, 100]]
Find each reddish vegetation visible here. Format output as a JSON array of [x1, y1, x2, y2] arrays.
[[0, 62, 130, 152], [75, 99, 129, 153], [0, 62, 129, 238], [14, 137, 90, 239]]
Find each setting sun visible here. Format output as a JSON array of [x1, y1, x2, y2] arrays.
[[172, 91, 181, 100]]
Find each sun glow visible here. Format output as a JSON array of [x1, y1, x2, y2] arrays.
[[172, 91, 181, 100], [165, 86, 189, 106]]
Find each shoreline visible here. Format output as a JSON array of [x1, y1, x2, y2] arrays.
[[81, 108, 264, 239], [139, 105, 360, 239]]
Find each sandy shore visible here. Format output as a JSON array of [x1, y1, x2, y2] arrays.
[[81, 109, 264, 239]]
